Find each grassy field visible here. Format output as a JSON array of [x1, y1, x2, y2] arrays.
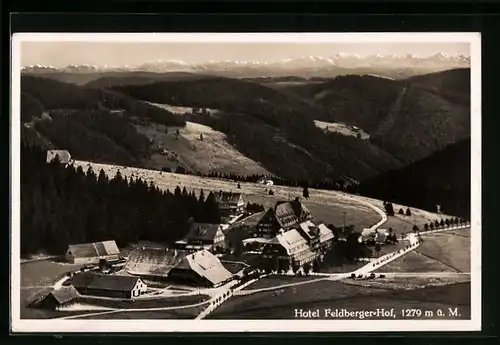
[[342, 275, 471, 290], [445, 228, 471, 238], [242, 275, 326, 290], [136, 121, 270, 175], [354, 195, 454, 229], [375, 251, 455, 273], [74, 305, 205, 319], [77, 294, 210, 309], [318, 261, 365, 274], [73, 160, 383, 229], [20, 260, 87, 319], [416, 231, 470, 272], [209, 280, 470, 319], [211, 280, 386, 319]]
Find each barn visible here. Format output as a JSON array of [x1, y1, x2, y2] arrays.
[[168, 250, 234, 288], [124, 247, 190, 281], [125, 247, 234, 288], [71, 272, 147, 299], [46, 149, 72, 164], [36, 286, 79, 310], [65, 240, 120, 265]]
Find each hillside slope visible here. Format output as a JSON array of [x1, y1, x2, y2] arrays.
[[355, 138, 471, 218], [136, 120, 271, 175], [109, 77, 404, 182], [278, 69, 470, 164], [19, 76, 282, 174], [406, 68, 470, 106]]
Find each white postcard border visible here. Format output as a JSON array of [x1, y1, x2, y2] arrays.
[[10, 32, 482, 333]]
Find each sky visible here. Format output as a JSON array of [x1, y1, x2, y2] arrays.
[[20, 41, 470, 67]]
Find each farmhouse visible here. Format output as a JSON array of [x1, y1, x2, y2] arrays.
[[214, 191, 245, 218], [36, 286, 79, 310], [168, 249, 234, 288], [71, 272, 147, 299], [124, 247, 233, 287], [46, 149, 72, 164], [65, 240, 120, 265], [178, 223, 226, 252]]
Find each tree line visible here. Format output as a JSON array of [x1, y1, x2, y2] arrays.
[[169, 169, 353, 194], [21, 144, 222, 256]]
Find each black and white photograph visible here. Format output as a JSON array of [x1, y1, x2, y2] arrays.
[[10, 33, 481, 332]]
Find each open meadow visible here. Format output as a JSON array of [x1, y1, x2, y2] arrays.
[[73, 160, 383, 229], [375, 229, 470, 273], [20, 260, 85, 319], [416, 229, 471, 272], [209, 280, 470, 319], [136, 121, 270, 176]]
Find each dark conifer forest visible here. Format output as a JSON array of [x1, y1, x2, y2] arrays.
[[21, 144, 221, 255]]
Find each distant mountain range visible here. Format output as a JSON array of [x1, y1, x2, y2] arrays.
[[22, 53, 470, 78]]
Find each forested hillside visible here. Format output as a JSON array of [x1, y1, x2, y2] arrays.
[[355, 138, 471, 218], [22, 75, 185, 126], [20, 76, 188, 166], [21, 144, 222, 255], [20, 69, 470, 188], [277, 69, 470, 164], [110, 77, 403, 182]]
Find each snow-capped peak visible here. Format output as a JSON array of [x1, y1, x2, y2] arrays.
[[21, 52, 470, 74]]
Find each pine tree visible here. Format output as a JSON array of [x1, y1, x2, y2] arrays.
[[405, 208, 412, 216], [204, 192, 221, 224], [303, 186, 309, 199]]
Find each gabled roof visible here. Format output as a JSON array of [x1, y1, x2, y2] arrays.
[[67, 240, 120, 258], [229, 211, 265, 228], [274, 229, 308, 255], [274, 202, 299, 227], [298, 221, 320, 239], [175, 249, 233, 286], [215, 191, 243, 204], [125, 247, 190, 278], [48, 286, 79, 304], [317, 223, 334, 243], [71, 272, 141, 292], [272, 229, 316, 262], [184, 223, 222, 242]]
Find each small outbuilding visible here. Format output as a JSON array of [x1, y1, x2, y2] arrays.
[[65, 240, 120, 265], [36, 286, 79, 310]]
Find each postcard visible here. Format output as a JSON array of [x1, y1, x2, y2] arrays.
[[10, 32, 481, 332]]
